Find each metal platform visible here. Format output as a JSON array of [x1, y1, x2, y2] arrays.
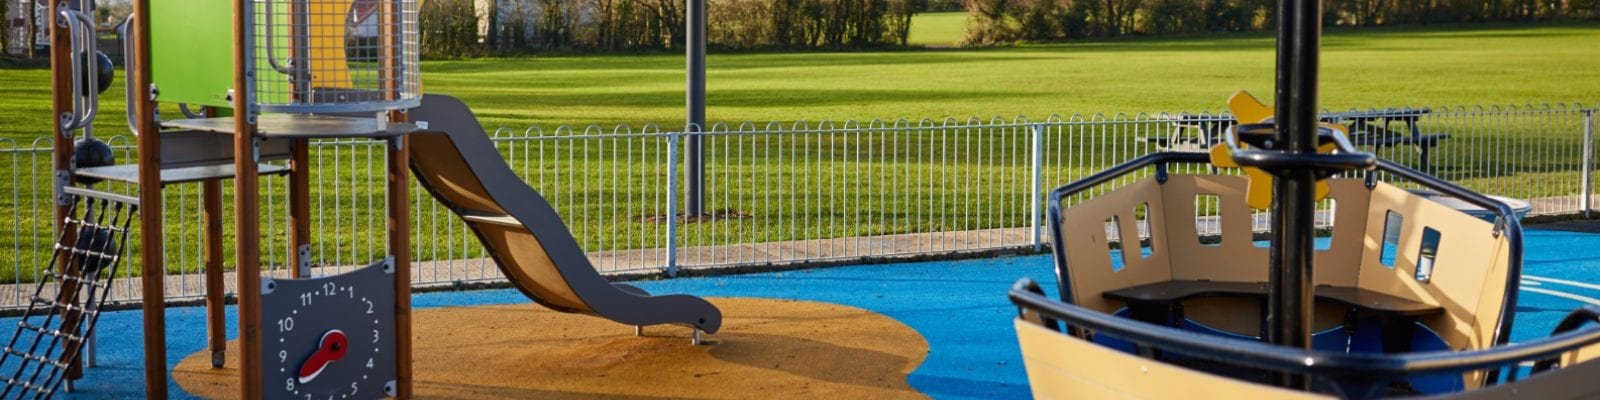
[[161, 114, 416, 138], [75, 163, 290, 185]]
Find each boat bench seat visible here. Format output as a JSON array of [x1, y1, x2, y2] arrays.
[[1103, 279, 1443, 352]]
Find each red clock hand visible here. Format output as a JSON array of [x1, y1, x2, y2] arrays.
[[298, 330, 349, 384]]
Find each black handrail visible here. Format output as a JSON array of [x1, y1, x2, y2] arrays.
[[1532, 305, 1600, 373], [1010, 278, 1600, 399], [1225, 123, 1378, 173]]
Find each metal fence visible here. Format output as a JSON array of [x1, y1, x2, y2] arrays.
[[0, 103, 1595, 309]]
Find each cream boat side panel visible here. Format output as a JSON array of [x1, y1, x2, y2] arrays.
[[1059, 178, 1173, 313], [1562, 343, 1600, 367], [1015, 319, 1332, 400], [1313, 179, 1373, 287], [1360, 182, 1511, 352], [1149, 176, 1367, 285], [1155, 176, 1360, 335], [1157, 175, 1267, 283]]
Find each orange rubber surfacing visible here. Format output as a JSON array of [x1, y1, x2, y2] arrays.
[[174, 298, 930, 399]]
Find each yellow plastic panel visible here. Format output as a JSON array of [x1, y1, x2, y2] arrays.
[[1227, 91, 1274, 124], [308, 0, 355, 88], [1217, 90, 1338, 210]]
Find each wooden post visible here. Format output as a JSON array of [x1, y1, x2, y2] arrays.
[[49, 0, 74, 252], [47, 0, 85, 383], [126, 0, 168, 396], [289, 140, 310, 278], [232, 0, 262, 396], [286, 0, 310, 280], [203, 179, 227, 368], [387, 132, 412, 399], [378, 0, 412, 394]]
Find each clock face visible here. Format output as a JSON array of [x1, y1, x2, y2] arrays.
[[262, 259, 397, 399]]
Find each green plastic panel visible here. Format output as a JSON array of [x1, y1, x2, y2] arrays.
[[149, 0, 234, 107], [149, 0, 288, 108]]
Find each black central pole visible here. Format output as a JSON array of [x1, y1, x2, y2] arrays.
[[1268, 0, 1321, 389], [685, 0, 707, 217]]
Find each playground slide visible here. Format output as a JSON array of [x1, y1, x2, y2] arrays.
[[406, 94, 722, 335]]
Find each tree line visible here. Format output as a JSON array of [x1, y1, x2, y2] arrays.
[[962, 0, 1600, 45], [421, 0, 934, 57]]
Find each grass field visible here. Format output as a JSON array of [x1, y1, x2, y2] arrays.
[[2, 23, 1600, 283], [4, 23, 1599, 139]]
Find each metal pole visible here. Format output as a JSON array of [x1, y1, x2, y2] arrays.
[[1267, 0, 1321, 388], [685, 0, 706, 217], [84, 329, 94, 367], [1584, 109, 1595, 217], [666, 133, 680, 277], [1031, 123, 1045, 251]]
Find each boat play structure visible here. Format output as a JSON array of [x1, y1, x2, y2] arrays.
[[7, 0, 718, 397], [1008, 1, 1600, 399]]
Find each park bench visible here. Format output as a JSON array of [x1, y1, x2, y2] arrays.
[[1146, 109, 1450, 170]]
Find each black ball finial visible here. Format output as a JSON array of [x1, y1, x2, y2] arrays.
[[73, 138, 116, 185]]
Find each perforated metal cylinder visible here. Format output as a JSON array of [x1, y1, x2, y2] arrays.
[[250, 0, 420, 113]]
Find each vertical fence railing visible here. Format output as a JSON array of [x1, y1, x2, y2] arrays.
[[1031, 123, 1045, 250], [1584, 109, 1596, 217], [665, 131, 681, 277], [0, 103, 1597, 310]]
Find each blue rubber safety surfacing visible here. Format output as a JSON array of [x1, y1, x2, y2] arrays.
[[15, 227, 1600, 399]]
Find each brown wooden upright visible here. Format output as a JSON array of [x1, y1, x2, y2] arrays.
[[203, 178, 227, 369], [388, 130, 413, 400], [231, 0, 263, 397], [125, 0, 169, 397], [381, 0, 413, 395], [46, 0, 85, 384]]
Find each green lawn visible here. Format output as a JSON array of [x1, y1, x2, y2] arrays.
[[4, 23, 1600, 140], [2, 23, 1600, 283], [908, 11, 970, 47]]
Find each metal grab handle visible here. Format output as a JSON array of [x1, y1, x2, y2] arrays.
[[57, 5, 98, 133], [119, 14, 138, 135], [1229, 122, 1365, 156], [1223, 123, 1376, 173], [261, 0, 296, 76]]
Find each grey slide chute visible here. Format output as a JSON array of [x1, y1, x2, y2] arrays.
[[406, 94, 722, 334]]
